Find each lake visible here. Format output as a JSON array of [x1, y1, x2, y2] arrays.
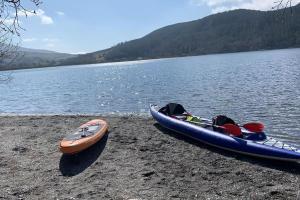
[[0, 48, 300, 146]]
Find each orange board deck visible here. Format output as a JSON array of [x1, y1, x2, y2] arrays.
[[59, 119, 108, 154]]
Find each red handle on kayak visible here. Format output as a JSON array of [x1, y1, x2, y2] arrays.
[[243, 122, 264, 133]]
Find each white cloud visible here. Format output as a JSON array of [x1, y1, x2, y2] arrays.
[[42, 38, 59, 42], [211, 6, 230, 13], [23, 38, 37, 42], [191, 0, 243, 7], [192, 0, 300, 13], [3, 18, 15, 26], [18, 10, 35, 17], [40, 15, 53, 25], [19, 9, 53, 25], [56, 11, 65, 16], [21, 38, 59, 46]]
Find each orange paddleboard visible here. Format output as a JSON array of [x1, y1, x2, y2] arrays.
[[60, 119, 108, 154]]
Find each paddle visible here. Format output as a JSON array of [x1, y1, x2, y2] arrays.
[[175, 114, 264, 134], [202, 117, 264, 133], [186, 119, 242, 137], [222, 123, 242, 137], [242, 122, 264, 133], [217, 123, 265, 137]]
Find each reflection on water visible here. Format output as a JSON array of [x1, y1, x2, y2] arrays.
[[0, 48, 300, 146]]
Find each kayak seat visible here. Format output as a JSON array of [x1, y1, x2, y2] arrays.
[[159, 103, 190, 116], [212, 115, 243, 137], [212, 115, 236, 132]]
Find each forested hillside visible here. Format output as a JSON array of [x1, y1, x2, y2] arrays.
[[61, 4, 300, 65], [2, 4, 300, 70]]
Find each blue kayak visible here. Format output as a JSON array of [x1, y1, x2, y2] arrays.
[[150, 104, 300, 162]]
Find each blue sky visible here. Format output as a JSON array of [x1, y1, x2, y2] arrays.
[[19, 0, 300, 54]]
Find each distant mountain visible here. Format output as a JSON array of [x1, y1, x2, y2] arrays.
[[18, 47, 66, 54], [0, 47, 75, 70], [1, 4, 300, 70], [61, 3, 300, 66]]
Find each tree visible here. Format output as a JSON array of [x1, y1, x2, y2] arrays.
[[1, 0, 42, 54], [273, 0, 297, 16], [273, 0, 293, 10], [0, 0, 41, 78]]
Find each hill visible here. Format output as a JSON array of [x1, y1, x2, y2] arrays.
[[0, 47, 75, 71], [1, 4, 300, 70], [60, 4, 300, 65]]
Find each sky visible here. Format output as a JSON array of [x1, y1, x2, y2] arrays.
[[19, 0, 300, 54]]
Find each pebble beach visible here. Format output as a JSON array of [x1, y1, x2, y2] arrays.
[[0, 115, 299, 199]]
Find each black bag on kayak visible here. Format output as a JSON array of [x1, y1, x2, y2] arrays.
[[212, 115, 236, 132], [159, 103, 187, 116]]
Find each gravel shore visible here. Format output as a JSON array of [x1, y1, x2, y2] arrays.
[[0, 115, 299, 199]]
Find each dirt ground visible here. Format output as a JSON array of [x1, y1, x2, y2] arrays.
[[0, 115, 299, 199]]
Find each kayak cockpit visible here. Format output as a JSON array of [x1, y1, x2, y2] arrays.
[[156, 103, 267, 141]]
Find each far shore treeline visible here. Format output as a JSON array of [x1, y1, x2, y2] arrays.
[[1, 3, 300, 71]]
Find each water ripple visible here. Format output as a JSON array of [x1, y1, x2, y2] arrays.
[[0, 48, 300, 146]]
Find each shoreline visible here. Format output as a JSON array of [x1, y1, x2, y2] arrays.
[[1, 47, 299, 72], [1, 115, 299, 199], [0, 112, 150, 117]]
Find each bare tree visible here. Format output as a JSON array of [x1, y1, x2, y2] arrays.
[[273, 0, 296, 15], [273, 0, 293, 10], [0, 0, 41, 80]]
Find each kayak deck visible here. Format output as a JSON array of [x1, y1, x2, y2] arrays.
[[184, 116, 300, 153], [255, 137, 300, 153]]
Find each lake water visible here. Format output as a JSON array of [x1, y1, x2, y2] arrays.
[[1, 48, 300, 146]]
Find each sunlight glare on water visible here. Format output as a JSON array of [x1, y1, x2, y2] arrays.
[[0, 48, 300, 146]]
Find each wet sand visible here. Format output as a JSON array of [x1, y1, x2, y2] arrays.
[[0, 115, 299, 199]]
